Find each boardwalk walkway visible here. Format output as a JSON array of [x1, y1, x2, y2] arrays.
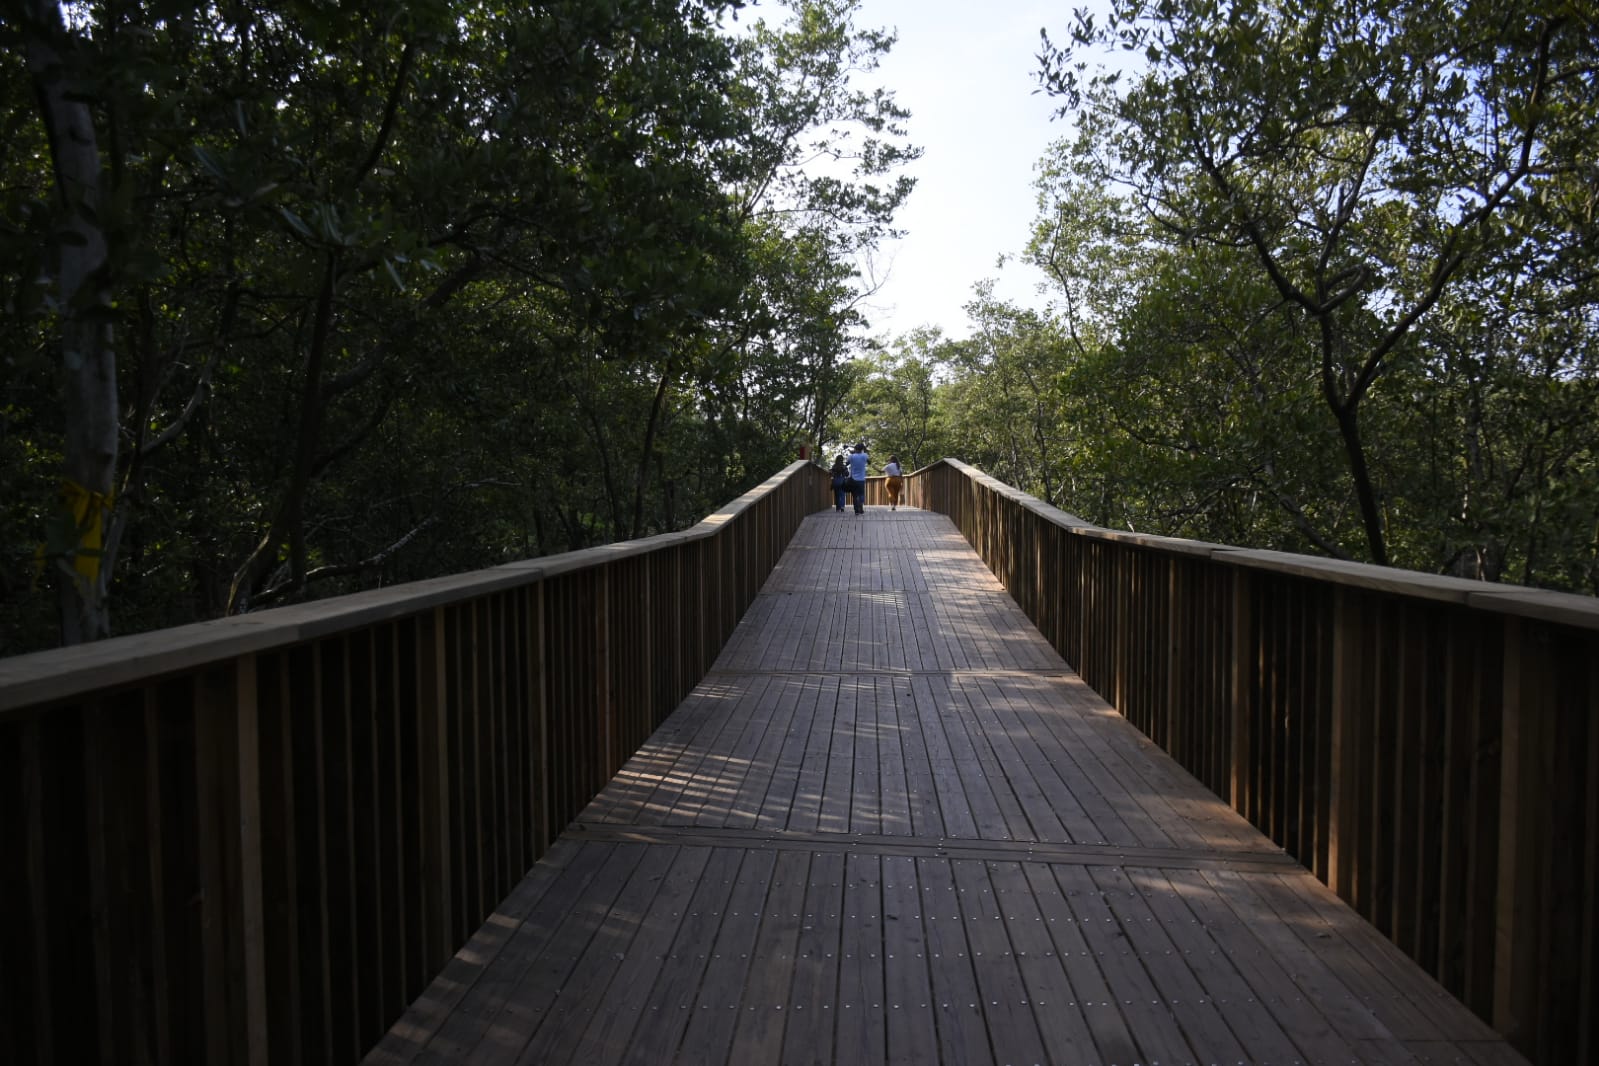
[[366, 507, 1524, 1066]]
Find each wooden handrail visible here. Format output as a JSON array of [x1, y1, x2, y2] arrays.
[[7, 454, 1592, 1066], [906, 457, 1598, 1066], [0, 460, 833, 1065]]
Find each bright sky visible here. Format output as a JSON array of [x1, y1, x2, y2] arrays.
[[847, 0, 1076, 342]]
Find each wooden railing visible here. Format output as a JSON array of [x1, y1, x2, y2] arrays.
[[0, 460, 832, 1066], [905, 458, 1598, 1066]]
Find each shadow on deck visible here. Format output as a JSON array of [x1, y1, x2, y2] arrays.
[[365, 508, 1523, 1066]]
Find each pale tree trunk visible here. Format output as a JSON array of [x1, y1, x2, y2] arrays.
[[26, 0, 120, 644]]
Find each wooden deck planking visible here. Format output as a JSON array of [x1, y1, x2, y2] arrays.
[[780, 849, 846, 1065], [563, 843, 715, 1062], [370, 507, 1530, 1066], [836, 851, 887, 1063]]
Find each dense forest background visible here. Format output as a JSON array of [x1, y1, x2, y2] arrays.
[[4, 0, 1596, 655], [837, 0, 1599, 595], [3, 0, 915, 652]]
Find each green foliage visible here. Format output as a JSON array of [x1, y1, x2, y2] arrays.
[[0, 0, 916, 652], [1011, 0, 1599, 586]]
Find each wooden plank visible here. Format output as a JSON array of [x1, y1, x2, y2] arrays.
[[1089, 863, 1253, 1061], [610, 846, 746, 1066], [1161, 864, 1365, 1062], [1050, 862, 1196, 1063], [349, 630, 386, 1050], [915, 857, 992, 1063], [373, 624, 407, 1039], [909, 673, 979, 840], [1024, 671, 1260, 853], [704, 675, 786, 829], [756, 676, 826, 831], [833, 852, 886, 1062], [976, 677, 1100, 844], [82, 702, 119, 1066], [418, 608, 453, 971], [1001, 675, 1151, 847], [1198, 867, 1395, 1044], [886, 676, 940, 839], [878, 854, 938, 1064], [725, 675, 803, 831], [430, 841, 639, 1064], [194, 666, 243, 1066], [680, 676, 773, 827], [1494, 617, 1548, 1050], [652, 679, 760, 826], [785, 677, 841, 834], [983, 860, 1098, 1063], [727, 848, 810, 1061], [673, 848, 780, 1061], [949, 857, 1048, 1064], [1268, 868, 1505, 1042], [849, 675, 883, 835], [780, 850, 846, 1064], [318, 637, 363, 1064], [874, 676, 914, 837], [602, 678, 729, 826], [562, 844, 714, 1062], [369, 838, 609, 1065], [817, 676, 858, 836], [567, 821, 1306, 873], [963, 676, 1067, 842], [511, 843, 684, 1064], [926, 675, 1023, 840]]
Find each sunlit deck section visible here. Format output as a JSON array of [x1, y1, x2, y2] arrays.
[[365, 506, 1525, 1066]]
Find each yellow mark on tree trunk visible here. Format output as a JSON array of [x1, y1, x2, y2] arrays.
[[36, 479, 114, 588]]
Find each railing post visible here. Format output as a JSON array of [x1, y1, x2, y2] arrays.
[[531, 581, 549, 857], [234, 655, 269, 1066], [596, 565, 614, 783], [1165, 558, 1182, 763], [1494, 616, 1549, 1054], [1327, 586, 1365, 904], [1229, 567, 1253, 813], [417, 607, 453, 968]]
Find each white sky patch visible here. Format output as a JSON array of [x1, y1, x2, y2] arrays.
[[845, 0, 1078, 342]]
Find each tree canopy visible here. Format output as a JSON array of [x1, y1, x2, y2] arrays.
[[1, 0, 916, 651], [7, 0, 1596, 654], [833, 1, 1597, 594]]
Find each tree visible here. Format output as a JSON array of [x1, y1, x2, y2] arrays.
[[720, 0, 919, 458], [1, 0, 764, 647], [1039, 0, 1598, 566], [831, 328, 945, 469], [1, 0, 924, 652], [13, 0, 120, 643]]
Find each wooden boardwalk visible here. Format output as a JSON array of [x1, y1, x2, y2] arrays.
[[366, 508, 1525, 1066]]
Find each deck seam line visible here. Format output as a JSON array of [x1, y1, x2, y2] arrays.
[[564, 821, 1302, 873], [704, 668, 1077, 678]]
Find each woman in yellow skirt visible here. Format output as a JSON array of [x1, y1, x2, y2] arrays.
[[884, 455, 904, 510]]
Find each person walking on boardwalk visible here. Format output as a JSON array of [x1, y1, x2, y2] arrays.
[[884, 455, 904, 511], [829, 453, 848, 512], [847, 441, 869, 515]]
